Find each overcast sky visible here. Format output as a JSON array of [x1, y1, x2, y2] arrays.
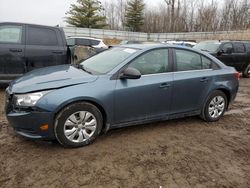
[[0, 0, 163, 27]]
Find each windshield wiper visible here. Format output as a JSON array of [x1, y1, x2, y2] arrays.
[[79, 64, 93, 75], [200, 49, 210, 52]]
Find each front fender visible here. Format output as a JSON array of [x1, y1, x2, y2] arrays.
[[36, 78, 116, 125]]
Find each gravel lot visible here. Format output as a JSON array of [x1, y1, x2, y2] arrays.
[[0, 79, 249, 188]]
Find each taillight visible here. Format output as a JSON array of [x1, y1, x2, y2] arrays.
[[234, 72, 240, 80]]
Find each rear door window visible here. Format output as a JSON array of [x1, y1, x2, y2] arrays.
[[234, 43, 245, 53], [27, 26, 58, 46], [175, 49, 202, 71], [0, 25, 22, 43], [245, 43, 250, 52], [91, 39, 100, 46], [77, 38, 91, 46], [201, 56, 213, 69]]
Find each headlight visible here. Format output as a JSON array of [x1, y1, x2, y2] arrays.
[[14, 91, 52, 107]]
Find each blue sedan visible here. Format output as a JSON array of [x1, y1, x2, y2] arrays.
[[5, 44, 239, 147]]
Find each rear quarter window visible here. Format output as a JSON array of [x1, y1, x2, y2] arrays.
[[91, 39, 100, 46], [27, 26, 58, 46], [76, 38, 91, 46]]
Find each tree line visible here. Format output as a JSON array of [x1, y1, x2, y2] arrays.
[[66, 0, 250, 33]]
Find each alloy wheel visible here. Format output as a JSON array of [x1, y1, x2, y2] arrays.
[[208, 96, 225, 119], [64, 111, 97, 143]]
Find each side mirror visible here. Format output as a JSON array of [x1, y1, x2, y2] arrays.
[[217, 50, 224, 56], [120, 67, 141, 79]]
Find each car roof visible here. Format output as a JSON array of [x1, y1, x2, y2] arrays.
[[199, 40, 250, 44], [67, 36, 102, 41], [0, 22, 60, 29], [119, 43, 193, 50], [119, 43, 222, 63]]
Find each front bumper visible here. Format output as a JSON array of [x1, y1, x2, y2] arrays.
[[6, 111, 55, 140], [5, 88, 55, 140]]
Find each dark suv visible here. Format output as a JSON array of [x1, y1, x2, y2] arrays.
[[0, 22, 70, 83], [194, 40, 250, 77]]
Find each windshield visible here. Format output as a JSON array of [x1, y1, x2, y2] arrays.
[[80, 47, 138, 74], [194, 42, 221, 53]]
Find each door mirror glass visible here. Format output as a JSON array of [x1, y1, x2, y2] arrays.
[[120, 67, 141, 79]]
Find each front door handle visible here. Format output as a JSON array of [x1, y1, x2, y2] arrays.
[[200, 77, 209, 82], [9, 48, 22, 53], [159, 83, 171, 89], [52, 51, 63, 54]]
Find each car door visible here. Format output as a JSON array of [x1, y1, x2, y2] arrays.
[[0, 24, 25, 80], [25, 25, 66, 72], [232, 42, 247, 71], [216, 42, 235, 67], [171, 48, 214, 114], [114, 48, 173, 124]]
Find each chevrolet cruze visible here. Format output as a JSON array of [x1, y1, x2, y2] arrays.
[[5, 44, 239, 147]]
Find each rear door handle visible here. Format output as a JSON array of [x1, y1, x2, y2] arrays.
[[52, 51, 63, 54], [159, 83, 171, 88], [9, 48, 22, 53], [200, 77, 209, 82]]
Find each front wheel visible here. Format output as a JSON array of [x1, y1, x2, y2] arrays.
[[243, 64, 250, 78], [200, 91, 228, 122], [54, 102, 103, 148]]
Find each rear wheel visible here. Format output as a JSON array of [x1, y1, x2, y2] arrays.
[[201, 91, 228, 122], [54, 102, 103, 148], [243, 64, 250, 78]]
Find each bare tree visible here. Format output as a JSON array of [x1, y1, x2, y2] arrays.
[[101, 0, 250, 32]]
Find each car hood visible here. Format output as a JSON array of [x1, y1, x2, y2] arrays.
[[9, 65, 98, 93]]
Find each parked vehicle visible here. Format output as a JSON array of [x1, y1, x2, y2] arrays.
[[67, 37, 108, 63], [120, 40, 143, 45], [67, 37, 108, 51], [163, 40, 197, 48], [5, 44, 239, 148], [0, 22, 70, 83], [119, 40, 160, 45], [194, 40, 250, 77]]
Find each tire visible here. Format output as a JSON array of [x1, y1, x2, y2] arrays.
[[243, 64, 250, 78], [200, 90, 228, 122], [54, 102, 103, 148]]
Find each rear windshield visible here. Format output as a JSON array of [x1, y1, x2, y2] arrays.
[[194, 42, 221, 53]]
